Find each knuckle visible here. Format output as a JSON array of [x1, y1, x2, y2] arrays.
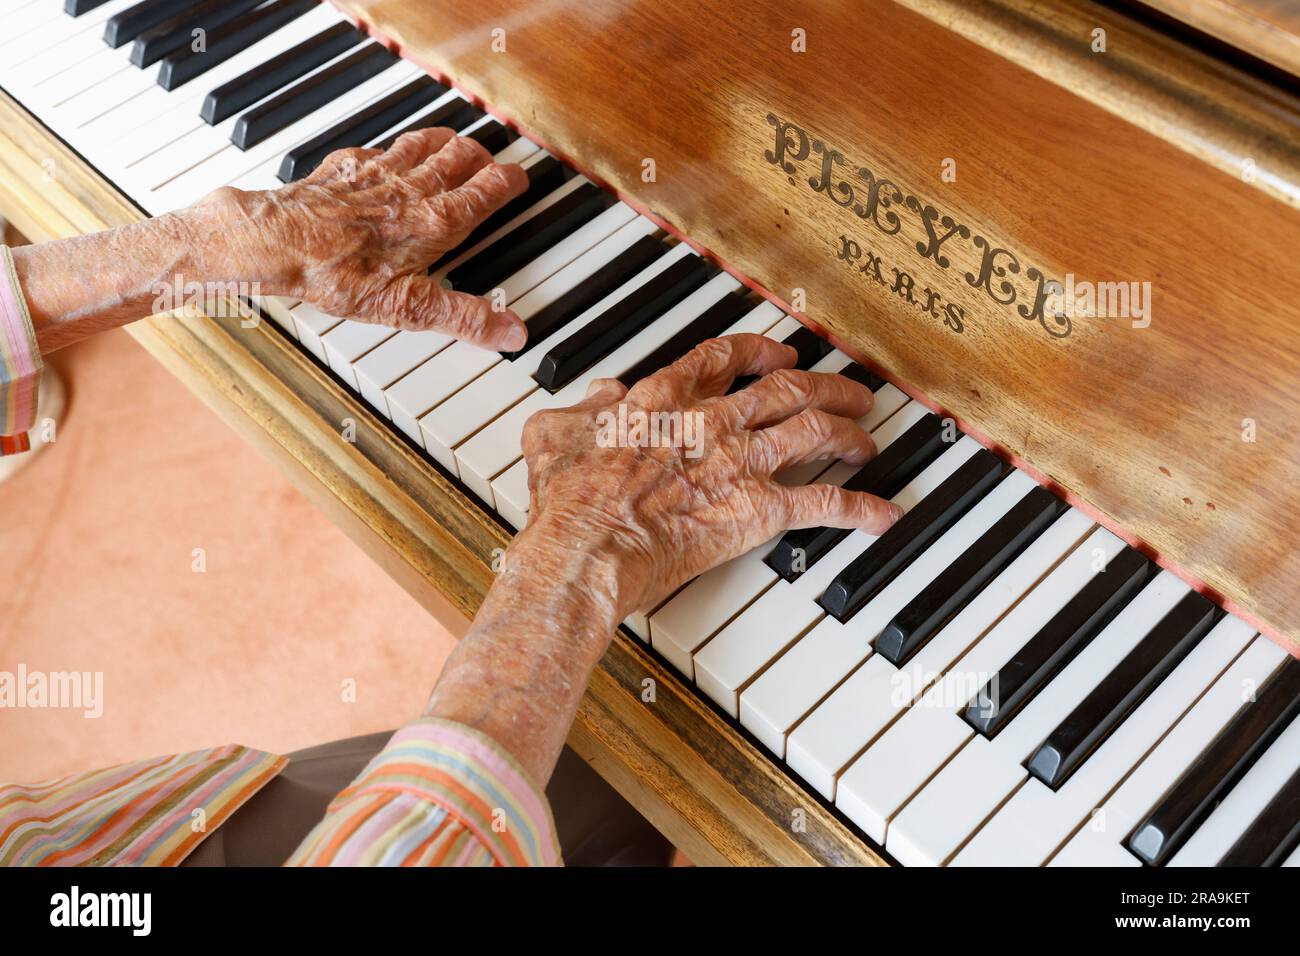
[[770, 368, 814, 402], [521, 408, 559, 454], [800, 409, 835, 442]]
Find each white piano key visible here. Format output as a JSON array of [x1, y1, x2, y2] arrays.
[[383, 192, 631, 441], [291, 301, 343, 362], [56, 59, 161, 130], [1051, 634, 1284, 865], [466, 269, 741, 506], [0, 1, 69, 54], [785, 507, 1093, 802], [29, 48, 131, 112], [250, 295, 301, 337], [740, 469, 1040, 757], [362, 88, 469, 147], [116, 31, 393, 188], [1284, 846, 1300, 867], [887, 570, 1192, 866], [420, 241, 694, 471], [493, 201, 637, 303], [952, 614, 1255, 866], [143, 62, 421, 211], [649, 384, 912, 678], [321, 320, 397, 390], [1, 0, 134, 89], [431, 164, 589, 281], [497, 482, 528, 530], [384, 215, 659, 424], [355, 331, 452, 418], [694, 435, 986, 719], [1168, 711, 1300, 866], [832, 526, 1122, 835], [102, 5, 345, 166], [386, 336, 500, 441]]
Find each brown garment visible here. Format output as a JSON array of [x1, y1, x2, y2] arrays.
[[182, 732, 672, 866]]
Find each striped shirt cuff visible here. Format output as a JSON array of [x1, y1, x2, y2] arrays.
[[0, 246, 41, 456], [0, 745, 287, 866], [288, 718, 562, 867]]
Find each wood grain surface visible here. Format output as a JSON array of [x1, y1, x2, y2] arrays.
[[0, 91, 883, 866], [337, 0, 1300, 650]]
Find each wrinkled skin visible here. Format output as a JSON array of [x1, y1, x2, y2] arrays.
[[426, 334, 903, 786], [15, 128, 529, 353], [521, 333, 904, 618], [199, 128, 530, 350]]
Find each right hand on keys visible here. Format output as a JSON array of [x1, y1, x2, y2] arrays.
[[510, 333, 904, 624]]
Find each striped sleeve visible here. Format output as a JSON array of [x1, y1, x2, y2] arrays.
[[288, 718, 562, 867], [0, 745, 287, 866], [0, 245, 42, 456]]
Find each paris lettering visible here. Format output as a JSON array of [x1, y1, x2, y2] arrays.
[[763, 111, 1072, 338]]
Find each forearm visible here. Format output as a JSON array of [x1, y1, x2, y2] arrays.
[[9, 204, 237, 354], [423, 518, 627, 787]]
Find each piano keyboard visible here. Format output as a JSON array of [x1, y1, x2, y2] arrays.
[[5, 0, 1296, 868]]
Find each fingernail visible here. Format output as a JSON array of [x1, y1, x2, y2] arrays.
[[889, 503, 905, 524], [501, 323, 527, 352]]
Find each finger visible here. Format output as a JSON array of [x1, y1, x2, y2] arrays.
[[367, 127, 457, 176], [583, 377, 629, 406], [404, 134, 493, 196], [426, 161, 529, 235], [305, 146, 382, 183], [780, 482, 903, 535], [723, 368, 873, 429], [748, 409, 875, 474], [632, 333, 796, 406], [370, 275, 527, 350]]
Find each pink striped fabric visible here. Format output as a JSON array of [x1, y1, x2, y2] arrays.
[[0, 246, 41, 455], [0, 745, 287, 866]]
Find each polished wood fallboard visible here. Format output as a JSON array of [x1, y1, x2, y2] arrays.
[[339, 0, 1300, 650], [2, 0, 1298, 868]]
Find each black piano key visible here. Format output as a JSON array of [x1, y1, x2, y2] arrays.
[[129, 0, 261, 68], [617, 291, 752, 387], [277, 75, 448, 181], [201, 22, 363, 125], [105, 0, 204, 48], [1026, 590, 1219, 789], [1127, 658, 1300, 866], [232, 42, 397, 150], [840, 362, 885, 393], [446, 183, 617, 296], [785, 325, 835, 368], [372, 99, 485, 151], [159, 0, 317, 91], [818, 448, 1007, 622], [1219, 764, 1300, 866], [501, 236, 667, 361], [877, 484, 1064, 667], [766, 412, 949, 582], [428, 155, 572, 273], [464, 119, 517, 155], [532, 255, 716, 392], [730, 324, 834, 392], [963, 547, 1153, 738], [67, 0, 112, 15]]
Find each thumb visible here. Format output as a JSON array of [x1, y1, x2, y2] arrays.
[[379, 275, 527, 351]]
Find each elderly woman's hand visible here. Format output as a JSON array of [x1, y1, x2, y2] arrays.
[[512, 333, 903, 624], [191, 128, 530, 351]]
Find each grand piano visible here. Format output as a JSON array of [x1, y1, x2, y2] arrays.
[[0, 0, 1297, 867]]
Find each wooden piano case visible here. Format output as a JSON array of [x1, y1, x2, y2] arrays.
[[1, 0, 1297, 865]]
